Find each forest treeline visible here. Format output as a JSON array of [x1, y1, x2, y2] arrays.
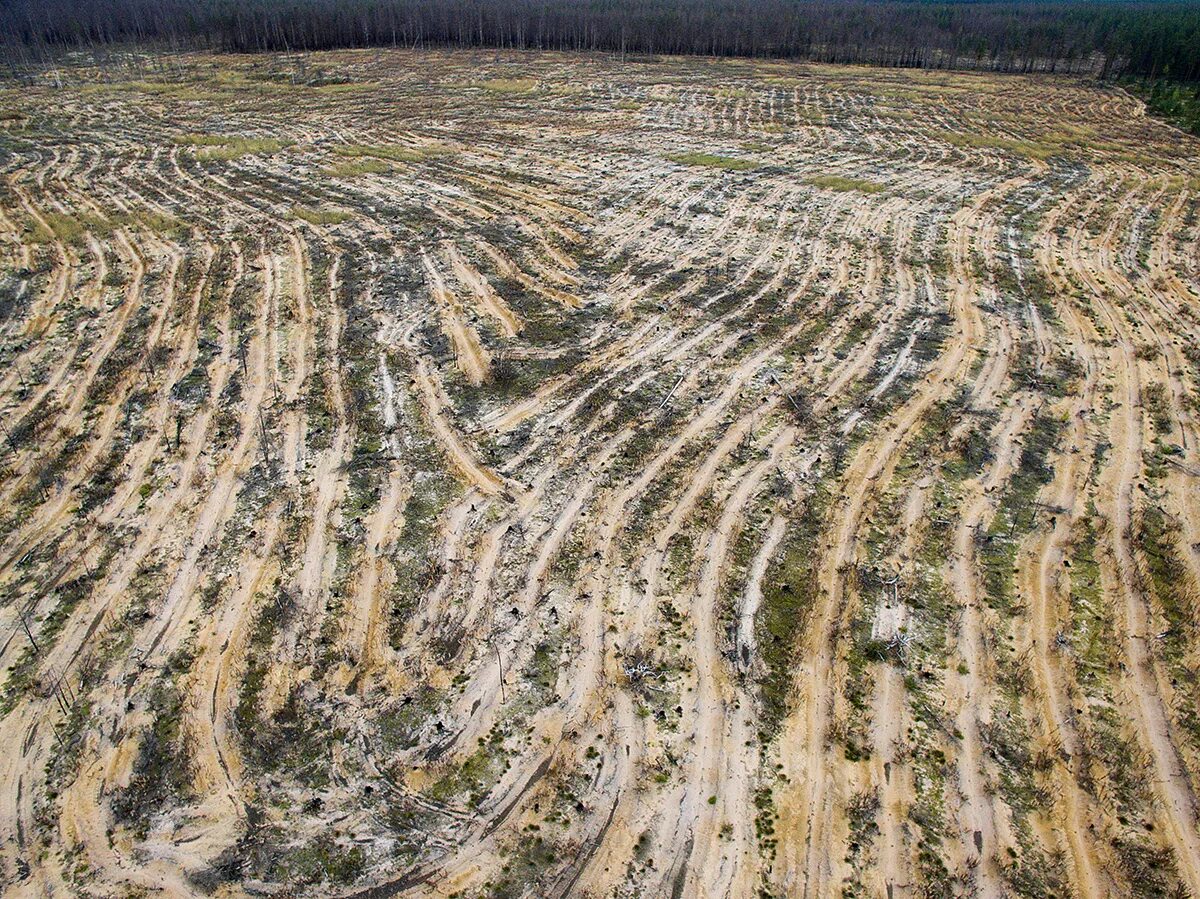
[[1131, 78, 1200, 135], [0, 0, 1198, 82]]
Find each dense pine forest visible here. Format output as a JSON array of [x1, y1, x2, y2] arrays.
[[1, 0, 1198, 81]]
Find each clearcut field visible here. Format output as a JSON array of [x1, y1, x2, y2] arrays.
[[1, 49, 1200, 899]]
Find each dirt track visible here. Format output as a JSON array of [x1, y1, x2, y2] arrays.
[[0, 49, 1199, 898]]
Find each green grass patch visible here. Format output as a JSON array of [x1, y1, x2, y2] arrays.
[[322, 157, 390, 178], [331, 142, 449, 164], [476, 77, 537, 93], [175, 132, 290, 161], [42, 211, 114, 245], [805, 174, 886, 194], [291, 205, 350, 225], [668, 152, 756, 171], [755, 483, 831, 736], [77, 80, 230, 102], [33, 209, 187, 246], [937, 130, 1060, 161]]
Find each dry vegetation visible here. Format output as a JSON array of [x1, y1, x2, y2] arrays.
[[0, 48, 1199, 899]]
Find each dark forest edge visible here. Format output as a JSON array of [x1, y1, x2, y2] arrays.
[[1, 0, 1198, 80], [1127, 79, 1200, 136]]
